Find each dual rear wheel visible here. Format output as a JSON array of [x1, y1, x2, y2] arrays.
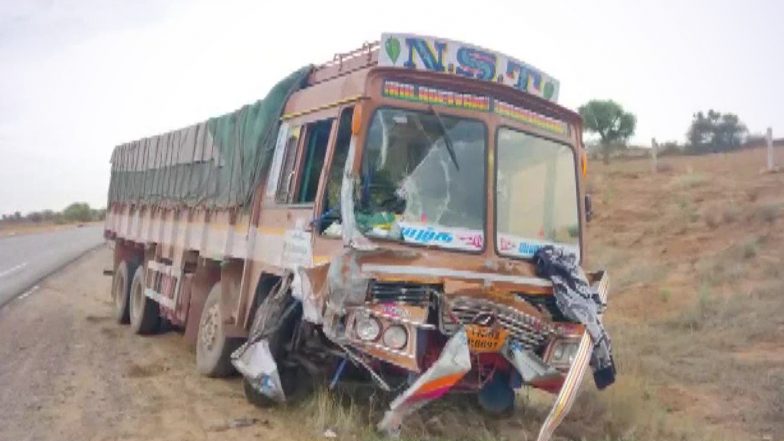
[[111, 260, 160, 334], [112, 260, 307, 400], [111, 258, 241, 376]]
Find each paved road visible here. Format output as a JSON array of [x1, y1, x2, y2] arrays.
[[0, 225, 104, 308]]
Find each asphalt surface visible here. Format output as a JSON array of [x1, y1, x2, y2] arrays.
[[0, 225, 104, 308]]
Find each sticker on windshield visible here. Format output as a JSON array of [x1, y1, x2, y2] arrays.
[[398, 222, 484, 251], [498, 234, 579, 260]]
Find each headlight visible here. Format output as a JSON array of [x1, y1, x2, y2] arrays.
[[382, 325, 408, 349], [550, 340, 579, 364], [356, 317, 381, 341], [553, 343, 565, 360]]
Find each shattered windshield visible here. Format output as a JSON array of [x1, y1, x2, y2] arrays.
[[354, 108, 486, 251], [496, 128, 580, 259]]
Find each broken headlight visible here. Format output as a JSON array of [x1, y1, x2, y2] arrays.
[[356, 316, 382, 341], [382, 324, 408, 349], [546, 338, 581, 367]]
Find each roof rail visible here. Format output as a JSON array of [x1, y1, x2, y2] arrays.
[[309, 41, 380, 85]]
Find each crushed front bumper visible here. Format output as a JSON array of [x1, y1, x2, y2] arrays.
[[376, 270, 610, 441]]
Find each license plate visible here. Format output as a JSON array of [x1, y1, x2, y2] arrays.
[[465, 325, 509, 353]]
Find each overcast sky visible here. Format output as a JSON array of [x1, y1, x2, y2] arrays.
[[1, 0, 782, 214]]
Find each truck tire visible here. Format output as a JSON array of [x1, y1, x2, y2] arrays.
[[477, 371, 515, 416], [111, 260, 135, 324], [196, 283, 242, 377], [129, 266, 160, 335], [243, 287, 310, 407]]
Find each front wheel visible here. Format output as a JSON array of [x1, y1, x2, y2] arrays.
[[196, 282, 242, 377], [243, 286, 311, 407], [477, 371, 515, 416]]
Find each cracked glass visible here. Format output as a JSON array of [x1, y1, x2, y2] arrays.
[[354, 108, 486, 251]]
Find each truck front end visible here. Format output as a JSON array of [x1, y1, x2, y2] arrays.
[[325, 34, 611, 440], [237, 34, 613, 441]]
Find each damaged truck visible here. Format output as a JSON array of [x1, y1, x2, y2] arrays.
[[105, 33, 614, 441]]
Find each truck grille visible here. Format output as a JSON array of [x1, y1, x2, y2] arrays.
[[440, 296, 556, 350], [368, 280, 439, 305]]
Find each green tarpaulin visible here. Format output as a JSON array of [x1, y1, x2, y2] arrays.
[[108, 66, 311, 209]]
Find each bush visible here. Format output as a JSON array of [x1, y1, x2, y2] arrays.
[[62, 202, 93, 223]]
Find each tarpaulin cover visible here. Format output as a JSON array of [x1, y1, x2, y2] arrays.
[[107, 66, 311, 208]]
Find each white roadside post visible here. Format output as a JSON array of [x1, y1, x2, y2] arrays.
[[651, 137, 658, 174], [766, 127, 774, 171]]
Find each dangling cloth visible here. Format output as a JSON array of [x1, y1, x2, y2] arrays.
[[534, 246, 616, 389]]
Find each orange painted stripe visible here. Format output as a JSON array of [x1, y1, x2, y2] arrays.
[[415, 373, 465, 396]]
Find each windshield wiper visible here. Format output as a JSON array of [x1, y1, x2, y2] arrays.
[[427, 105, 460, 171]]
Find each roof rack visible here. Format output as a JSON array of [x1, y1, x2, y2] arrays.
[[309, 41, 380, 85]]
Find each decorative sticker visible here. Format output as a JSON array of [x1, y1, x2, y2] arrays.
[[494, 100, 569, 136], [281, 229, 313, 269], [383, 81, 490, 112], [498, 233, 580, 260], [382, 80, 569, 137], [397, 221, 484, 251], [379, 33, 560, 103]]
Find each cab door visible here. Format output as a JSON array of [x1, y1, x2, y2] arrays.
[[256, 114, 336, 269]]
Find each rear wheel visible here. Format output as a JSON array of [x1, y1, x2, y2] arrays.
[[111, 260, 135, 324], [129, 266, 160, 334], [196, 283, 242, 377]]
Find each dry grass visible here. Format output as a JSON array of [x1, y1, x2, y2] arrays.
[[750, 203, 781, 223], [722, 206, 742, 223], [655, 162, 674, 173], [667, 173, 707, 190], [580, 150, 784, 441]]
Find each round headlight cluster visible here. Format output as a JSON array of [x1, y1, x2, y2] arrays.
[[382, 325, 408, 349], [355, 317, 381, 341]]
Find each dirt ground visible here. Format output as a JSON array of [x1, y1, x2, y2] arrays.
[[1, 147, 783, 441], [0, 247, 295, 441]]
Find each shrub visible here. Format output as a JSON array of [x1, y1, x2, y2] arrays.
[[722, 206, 741, 223]]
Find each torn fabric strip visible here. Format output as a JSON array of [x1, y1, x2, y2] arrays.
[[533, 246, 616, 389]]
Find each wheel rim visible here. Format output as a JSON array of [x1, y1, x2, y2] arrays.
[[200, 304, 220, 352], [131, 277, 144, 322], [112, 271, 125, 310]]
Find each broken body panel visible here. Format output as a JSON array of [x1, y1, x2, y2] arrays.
[[105, 33, 609, 441]]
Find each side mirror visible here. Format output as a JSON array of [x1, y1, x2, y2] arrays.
[[585, 194, 593, 222]]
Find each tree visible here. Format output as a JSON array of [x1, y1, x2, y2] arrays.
[[62, 202, 93, 223], [26, 211, 43, 223], [686, 110, 747, 154], [578, 100, 637, 163]]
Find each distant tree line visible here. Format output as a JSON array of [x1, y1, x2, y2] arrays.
[[0, 202, 106, 225], [579, 99, 755, 160]]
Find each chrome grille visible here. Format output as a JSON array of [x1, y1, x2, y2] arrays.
[[440, 296, 556, 349], [368, 280, 439, 305]]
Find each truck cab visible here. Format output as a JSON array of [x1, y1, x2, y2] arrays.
[[238, 34, 607, 440]]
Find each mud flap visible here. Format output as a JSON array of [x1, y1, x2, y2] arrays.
[[377, 328, 471, 436], [231, 339, 286, 403]]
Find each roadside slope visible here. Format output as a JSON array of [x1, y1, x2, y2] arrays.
[[573, 146, 784, 441]]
